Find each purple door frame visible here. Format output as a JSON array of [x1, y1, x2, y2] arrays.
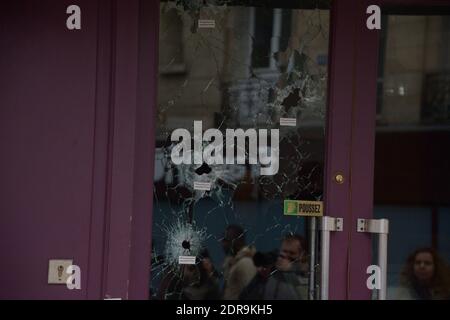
[[101, 0, 159, 299], [324, 0, 365, 300], [324, 0, 450, 300], [325, 0, 383, 300]]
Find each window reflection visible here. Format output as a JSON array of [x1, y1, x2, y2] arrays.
[[377, 16, 450, 127], [152, 1, 329, 300], [375, 14, 450, 300]]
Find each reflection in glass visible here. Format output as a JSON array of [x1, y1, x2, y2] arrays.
[[374, 14, 450, 300], [152, 1, 330, 300]]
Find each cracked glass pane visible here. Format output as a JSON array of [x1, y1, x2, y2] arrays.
[[152, 0, 330, 300]]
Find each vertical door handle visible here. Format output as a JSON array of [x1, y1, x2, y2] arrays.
[[319, 216, 344, 300], [357, 218, 390, 300]]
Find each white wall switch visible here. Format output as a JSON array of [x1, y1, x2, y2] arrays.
[[48, 259, 73, 284]]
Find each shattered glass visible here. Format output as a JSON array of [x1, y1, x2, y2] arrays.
[[151, 1, 330, 300]]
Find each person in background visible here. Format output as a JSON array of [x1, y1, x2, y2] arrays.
[[221, 224, 257, 300], [181, 256, 221, 300], [397, 247, 450, 300], [200, 249, 221, 282], [239, 250, 278, 300], [262, 234, 309, 300], [157, 252, 221, 300]]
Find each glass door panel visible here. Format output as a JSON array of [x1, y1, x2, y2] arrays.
[[372, 13, 450, 300], [151, 1, 330, 300]]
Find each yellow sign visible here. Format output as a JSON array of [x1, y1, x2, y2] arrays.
[[284, 200, 323, 217]]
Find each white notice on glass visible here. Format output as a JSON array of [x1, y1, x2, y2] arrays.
[[198, 20, 215, 28], [194, 181, 211, 191], [179, 256, 196, 265], [280, 118, 297, 127]]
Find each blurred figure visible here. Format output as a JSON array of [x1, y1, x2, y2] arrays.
[[200, 249, 221, 281], [156, 250, 220, 300], [397, 247, 450, 300], [221, 225, 257, 300], [156, 268, 184, 300], [181, 257, 221, 300], [262, 234, 309, 300], [239, 250, 278, 300]]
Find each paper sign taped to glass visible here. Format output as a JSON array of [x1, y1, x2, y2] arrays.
[[284, 200, 323, 217]]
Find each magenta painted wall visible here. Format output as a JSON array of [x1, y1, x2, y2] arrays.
[[0, 0, 157, 299], [0, 0, 102, 299]]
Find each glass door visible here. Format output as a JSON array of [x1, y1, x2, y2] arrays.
[[150, 0, 338, 300], [375, 10, 450, 300], [348, 1, 450, 300]]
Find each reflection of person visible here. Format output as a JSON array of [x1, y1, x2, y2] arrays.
[[181, 258, 221, 300], [397, 247, 450, 300], [239, 251, 277, 300], [157, 255, 220, 300], [200, 249, 220, 281], [221, 225, 257, 300], [262, 234, 309, 300]]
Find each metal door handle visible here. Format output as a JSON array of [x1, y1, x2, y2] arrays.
[[357, 218, 389, 300], [319, 216, 343, 300]]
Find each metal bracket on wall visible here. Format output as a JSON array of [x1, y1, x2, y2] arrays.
[[357, 218, 390, 300], [357, 218, 389, 234], [320, 216, 344, 232]]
